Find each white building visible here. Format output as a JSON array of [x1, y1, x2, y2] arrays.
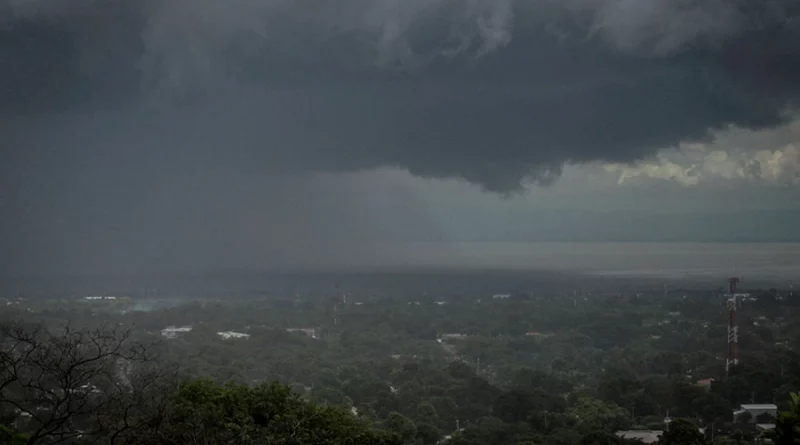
[[616, 431, 662, 444], [492, 294, 511, 300], [734, 404, 778, 422], [217, 331, 251, 340], [161, 325, 193, 339], [84, 296, 118, 301], [439, 333, 468, 341], [286, 328, 318, 339]]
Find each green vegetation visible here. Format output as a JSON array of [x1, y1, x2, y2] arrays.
[[2, 285, 799, 444], [772, 393, 800, 445], [135, 380, 400, 445]]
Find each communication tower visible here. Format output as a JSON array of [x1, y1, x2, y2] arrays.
[[725, 277, 740, 374]]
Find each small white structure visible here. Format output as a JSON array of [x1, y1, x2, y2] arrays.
[[439, 333, 468, 341], [286, 328, 318, 339], [161, 325, 193, 339], [84, 296, 117, 301], [69, 384, 102, 395], [492, 294, 511, 300], [616, 431, 662, 444], [217, 331, 250, 340]]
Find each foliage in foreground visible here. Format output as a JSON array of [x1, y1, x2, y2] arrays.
[[0, 321, 399, 445], [132, 380, 401, 445], [4, 380, 401, 445], [771, 393, 800, 445]]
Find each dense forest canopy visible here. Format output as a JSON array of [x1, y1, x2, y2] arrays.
[[2, 284, 799, 444]]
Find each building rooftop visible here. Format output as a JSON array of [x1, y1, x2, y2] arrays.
[[217, 331, 251, 340], [741, 404, 778, 410], [162, 326, 192, 332], [616, 430, 663, 444]]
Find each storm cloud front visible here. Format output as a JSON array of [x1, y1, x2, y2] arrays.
[[2, 0, 799, 190], [1, 0, 799, 276]]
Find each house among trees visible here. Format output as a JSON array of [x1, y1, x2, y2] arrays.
[[615, 430, 663, 444], [734, 404, 778, 423]]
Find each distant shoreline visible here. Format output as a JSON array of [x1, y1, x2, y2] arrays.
[[1, 241, 798, 296]]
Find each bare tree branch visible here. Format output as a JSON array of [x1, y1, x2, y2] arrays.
[[0, 321, 174, 445]]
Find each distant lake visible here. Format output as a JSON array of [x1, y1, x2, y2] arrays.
[[4, 242, 798, 295], [384, 242, 800, 280]]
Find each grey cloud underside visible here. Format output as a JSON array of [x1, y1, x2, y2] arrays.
[[1, 0, 800, 191]]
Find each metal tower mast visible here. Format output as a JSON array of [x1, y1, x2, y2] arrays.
[[725, 277, 740, 374]]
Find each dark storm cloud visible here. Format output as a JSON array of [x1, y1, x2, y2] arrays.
[[1, 0, 799, 191]]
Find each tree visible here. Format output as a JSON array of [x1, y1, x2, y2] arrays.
[[735, 411, 752, 424], [415, 402, 439, 425], [415, 423, 442, 445], [493, 389, 563, 424], [0, 425, 28, 445], [756, 412, 776, 424], [132, 379, 401, 445], [581, 431, 638, 445], [771, 392, 800, 445], [312, 386, 349, 406], [494, 390, 537, 424], [384, 412, 416, 444], [567, 396, 631, 434], [693, 393, 732, 425], [0, 321, 172, 445], [660, 419, 705, 445]]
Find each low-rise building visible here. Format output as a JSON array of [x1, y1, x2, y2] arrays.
[[616, 430, 663, 444], [695, 378, 714, 390], [161, 325, 193, 339], [734, 404, 778, 422], [286, 328, 317, 339], [217, 331, 250, 340], [439, 333, 468, 341], [525, 332, 553, 338]]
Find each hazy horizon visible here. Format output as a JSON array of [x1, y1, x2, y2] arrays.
[[3, 243, 797, 296]]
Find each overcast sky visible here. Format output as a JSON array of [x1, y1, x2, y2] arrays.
[[1, 0, 799, 276]]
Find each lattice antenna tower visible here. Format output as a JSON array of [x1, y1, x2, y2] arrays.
[[725, 276, 740, 374]]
